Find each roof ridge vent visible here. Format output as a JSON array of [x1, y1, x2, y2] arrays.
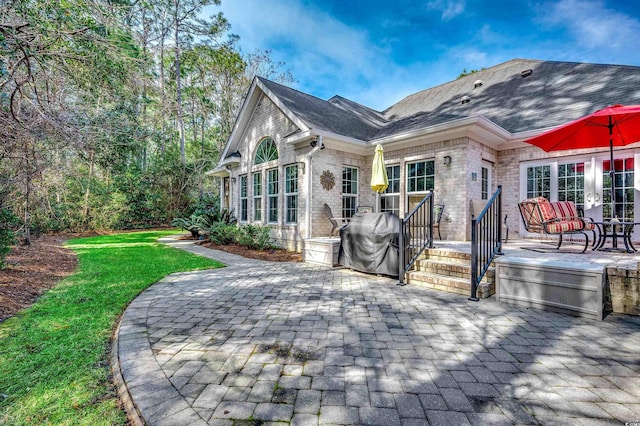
[[460, 95, 471, 105], [521, 69, 533, 78], [473, 79, 483, 88]]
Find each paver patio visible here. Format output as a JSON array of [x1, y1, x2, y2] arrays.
[[113, 237, 640, 425]]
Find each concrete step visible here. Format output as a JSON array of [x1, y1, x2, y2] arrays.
[[406, 271, 495, 299], [414, 258, 495, 284]]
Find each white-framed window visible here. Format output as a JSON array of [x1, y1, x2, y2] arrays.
[[381, 165, 400, 216], [255, 137, 278, 164], [406, 160, 435, 193], [267, 167, 279, 223], [481, 167, 489, 200], [526, 165, 551, 199], [285, 164, 298, 224], [253, 172, 262, 222], [239, 175, 248, 222], [558, 162, 585, 211], [603, 158, 634, 220], [406, 160, 435, 213], [342, 166, 358, 218]]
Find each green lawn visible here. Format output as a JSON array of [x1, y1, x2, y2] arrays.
[[0, 230, 223, 425]]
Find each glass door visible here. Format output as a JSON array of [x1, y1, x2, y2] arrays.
[[602, 157, 635, 221], [522, 154, 639, 239], [573, 155, 637, 239]]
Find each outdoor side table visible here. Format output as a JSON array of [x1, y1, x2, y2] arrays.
[[592, 221, 638, 253]]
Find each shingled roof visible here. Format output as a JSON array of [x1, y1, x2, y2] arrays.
[[258, 77, 385, 141], [259, 59, 640, 142]]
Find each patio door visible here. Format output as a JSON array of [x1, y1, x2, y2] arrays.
[[587, 154, 638, 240], [522, 154, 640, 240]]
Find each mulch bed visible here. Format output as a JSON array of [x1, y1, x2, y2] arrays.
[[0, 236, 78, 322], [195, 240, 303, 262]]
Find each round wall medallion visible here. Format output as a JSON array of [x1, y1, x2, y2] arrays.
[[320, 170, 335, 190]]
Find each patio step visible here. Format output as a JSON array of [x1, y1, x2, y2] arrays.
[[416, 248, 471, 265], [414, 259, 495, 284], [406, 271, 494, 299], [407, 247, 496, 298]]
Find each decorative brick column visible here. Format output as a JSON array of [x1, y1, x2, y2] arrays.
[[605, 265, 640, 316]]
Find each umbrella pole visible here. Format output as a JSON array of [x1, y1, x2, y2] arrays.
[[608, 116, 616, 219]]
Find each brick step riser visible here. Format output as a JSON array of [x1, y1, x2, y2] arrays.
[[413, 267, 494, 284], [406, 274, 494, 299], [417, 250, 497, 266], [417, 252, 471, 264]]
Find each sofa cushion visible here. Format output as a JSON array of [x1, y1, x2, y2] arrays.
[[551, 201, 578, 219], [521, 197, 556, 222], [545, 220, 585, 233]]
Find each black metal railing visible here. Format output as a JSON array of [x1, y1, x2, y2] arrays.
[[398, 191, 434, 285], [470, 185, 504, 301]]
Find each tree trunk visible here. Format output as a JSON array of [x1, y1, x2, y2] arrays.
[[159, 17, 167, 156], [174, 0, 186, 164], [23, 142, 31, 246], [82, 150, 95, 225]]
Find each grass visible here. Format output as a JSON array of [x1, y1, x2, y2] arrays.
[[0, 230, 223, 425]]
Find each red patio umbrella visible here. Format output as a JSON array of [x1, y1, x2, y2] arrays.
[[525, 104, 640, 219]]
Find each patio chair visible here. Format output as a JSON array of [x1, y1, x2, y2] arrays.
[[432, 203, 445, 240], [323, 203, 348, 236], [518, 197, 589, 252], [576, 204, 598, 247]]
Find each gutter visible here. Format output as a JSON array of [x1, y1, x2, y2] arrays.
[[304, 134, 323, 240]]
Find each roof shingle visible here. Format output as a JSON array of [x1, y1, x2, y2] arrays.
[[259, 59, 640, 141]]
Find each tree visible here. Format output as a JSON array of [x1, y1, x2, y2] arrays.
[[0, 0, 297, 235]]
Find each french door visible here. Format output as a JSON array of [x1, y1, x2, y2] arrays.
[[521, 153, 639, 239]]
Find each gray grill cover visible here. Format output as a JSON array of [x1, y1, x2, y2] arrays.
[[338, 212, 401, 277]]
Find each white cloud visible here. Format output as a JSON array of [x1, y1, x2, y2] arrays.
[[217, 0, 416, 109], [537, 0, 640, 52], [426, 0, 466, 21]]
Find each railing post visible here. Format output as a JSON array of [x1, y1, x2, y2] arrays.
[[497, 185, 504, 255], [469, 217, 479, 301], [428, 194, 434, 248], [398, 215, 405, 286]]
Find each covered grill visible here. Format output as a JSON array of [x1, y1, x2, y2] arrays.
[[338, 212, 402, 277]]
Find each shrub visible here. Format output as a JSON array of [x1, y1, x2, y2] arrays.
[[235, 224, 273, 251], [207, 222, 236, 245], [202, 206, 236, 225], [171, 214, 201, 238]]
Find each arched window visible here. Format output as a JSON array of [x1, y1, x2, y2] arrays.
[[254, 138, 278, 164]]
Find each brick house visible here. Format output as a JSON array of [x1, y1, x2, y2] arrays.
[[210, 58, 640, 251]]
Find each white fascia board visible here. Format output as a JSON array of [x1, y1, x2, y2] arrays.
[[255, 79, 310, 133], [284, 129, 315, 144], [315, 129, 370, 155], [284, 128, 370, 155], [205, 166, 229, 177], [220, 156, 240, 166], [370, 116, 512, 149]]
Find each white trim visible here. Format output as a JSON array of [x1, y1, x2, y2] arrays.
[[219, 77, 311, 169], [206, 166, 230, 177], [284, 164, 299, 224], [341, 165, 359, 218], [372, 116, 511, 148]]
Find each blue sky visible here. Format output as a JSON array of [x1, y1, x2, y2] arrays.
[[214, 0, 640, 111]]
